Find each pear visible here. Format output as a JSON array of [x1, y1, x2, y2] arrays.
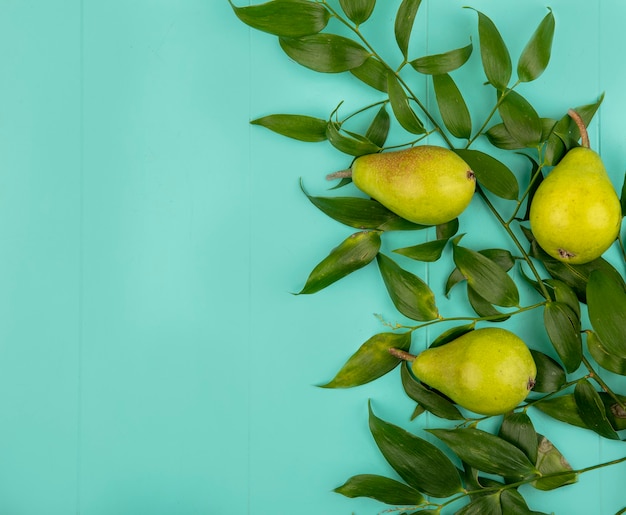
[[328, 146, 476, 225], [392, 328, 536, 416], [529, 109, 622, 264]]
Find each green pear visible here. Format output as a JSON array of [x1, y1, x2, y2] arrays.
[[344, 146, 476, 225], [529, 110, 622, 264], [410, 328, 536, 416]]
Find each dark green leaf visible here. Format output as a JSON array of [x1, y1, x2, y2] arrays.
[[394, 239, 449, 262], [530, 350, 566, 393], [517, 9, 555, 82], [430, 324, 474, 348], [498, 90, 542, 147], [377, 253, 439, 321], [229, 0, 330, 37], [534, 394, 587, 429], [485, 123, 524, 150], [543, 302, 582, 373], [453, 244, 519, 307], [326, 122, 381, 156], [339, 0, 376, 25], [455, 494, 502, 515], [587, 269, 626, 359], [455, 149, 519, 200], [499, 412, 538, 464], [621, 171, 626, 216], [574, 379, 620, 440], [387, 73, 426, 134], [251, 114, 327, 142], [335, 474, 425, 505], [600, 393, 626, 431], [544, 279, 580, 318], [350, 57, 389, 92], [467, 286, 510, 322], [365, 105, 391, 148], [446, 248, 514, 298], [445, 267, 466, 297], [586, 330, 626, 376], [437, 218, 459, 240], [469, 9, 512, 90], [369, 402, 463, 497], [401, 363, 465, 420], [279, 34, 370, 73], [428, 427, 538, 479], [410, 42, 473, 74], [433, 73, 472, 139], [520, 156, 543, 221], [321, 331, 411, 388], [297, 231, 381, 294], [501, 489, 543, 514], [395, 0, 422, 59], [532, 434, 577, 491]]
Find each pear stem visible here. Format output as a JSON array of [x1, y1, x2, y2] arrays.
[[388, 348, 416, 362], [326, 169, 352, 180], [567, 108, 590, 149]]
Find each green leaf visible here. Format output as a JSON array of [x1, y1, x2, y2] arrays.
[[377, 253, 439, 321], [530, 350, 566, 393], [302, 186, 429, 231], [410, 42, 473, 74], [279, 34, 370, 73], [326, 122, 381, 156], [574, 379, 620, 440], [251, 114, 328, 142], [387, 73, 426, 134], [455, 149, 519, 200], [437, 218, 460, 240], [428, 427, 538, 479], [365, 105, 391, 148], [400, 363, 465, 420], [532, 434, 577, 491], [587, 269, 626, 359], [499, 412, 538, 465], [339, 0, 376, 25], [467, 286, 510, 322], [430, 324, 474, 348], [620, 171, 626, 216], [517, 9, 555, 82], [321, 331, 411, 388], [452, 243, 519, 307], [586, 330, 626, 376], [455, 494, 502, 515], [229, 0, 330, 37], [394, 239, 449, 262], [533, 394, 586, 429], [543, 301, 582, 373], [433, 73, 472, 140], [498, 90, 542, 147], [469, 9, 512, 90], [395, 0, 422, 59], [369, 402, 463, 497], [334, 474, 425, 505], [350, 57, 389, 92], [501, 489, 545, 514], [297, 231, 381, 294], [544, 279, 580, 318], [485, 123, 524, 151]]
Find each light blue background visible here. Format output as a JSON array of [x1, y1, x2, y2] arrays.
[[0, 1, 624, 514]]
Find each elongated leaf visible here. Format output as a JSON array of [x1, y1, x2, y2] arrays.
[[279, 34, 370, 73], [446, 248, 514, 298], [428, 428, 538, 479], [455, 149, 519, 200], [437, 218, 460, 240], [377, 253, 439, 321], [486, 123, 524, 151], [586, 330, 626, 376], [467, 286, 509, 322], [297, 231, 381, 294], [401, 363, 464, 420], [339, 0, 376, 25], [229, 0, 330, 37], [326, 122, 381, 156], [498, 90, 542, 147], [501, 489, 545, 514], [574, 379, 620, 440], [251, 114, 327, 142], [433, 73, 472, 139], [530, 350, 566, 393], [301, 186, 428, 231], [410, 42, 472, 74], [369, 403, 463, 497], [334, 474, 425, 505], [517, 9, 555, 82], [430, 324, 474, 348], [469, 9, 512, 90], [532, 434, 577, 491], [499, 412, 538, 464], [394, 239, 449, 262], [387, 73, 426, 134], [322, 331, 411, 388], [534, 394, 587, 429], [365, 105, 391, 148], [395, 0, 422, 59], [455, 494, 501, 515], [544, 279, 580, 318], [587, 269, 626, 359], [453, 244, 519, 307], [543, 301, 582, 373], [350, 57, 388, 92]]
